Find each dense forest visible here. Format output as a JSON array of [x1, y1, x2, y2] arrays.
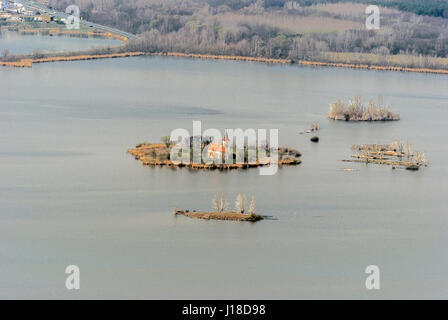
[[49, 0, 448, 20], [47, 0, 448, 68], [264, 0, 448, 18]]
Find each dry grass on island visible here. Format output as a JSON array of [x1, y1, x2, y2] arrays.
[[328, 96, 400, 122], [342, 141, 428, 170], [175, 193, 263, 222], [1, 50, 144, 68], [127, 136, 302, 170], [17, 28, 129, 42]]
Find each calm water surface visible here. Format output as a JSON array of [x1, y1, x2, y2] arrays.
[[0, 31, 122, 54], [0, 45, 447, 298]]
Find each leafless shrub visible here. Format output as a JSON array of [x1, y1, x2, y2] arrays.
[[2, 49, 10, 59], [312, 122, 320, 131], [235, 193, 246, 214], [248, 196, 256, 214], [352, 141, 428, 167], [413, 151, 428, 166], [328, 100, 345, 120], [391, 141, 404, 155], [212, 193, 219, 212], [219, 193, 228, 212], [329, 96, 399, 121], [406, 142, 413, 159]]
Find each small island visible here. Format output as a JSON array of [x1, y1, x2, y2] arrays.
[[175, 193, 263, 222], [127, 136, 302, 170], [175, 210, 263, 222], [342, 141, 428, 170], [328, 96, 400, 121]]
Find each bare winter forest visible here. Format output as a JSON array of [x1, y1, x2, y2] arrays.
[[47, 0, 448, 69]]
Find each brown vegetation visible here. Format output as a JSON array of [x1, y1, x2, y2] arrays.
[[214, 12, 361, 33], [178, 192, 262, 221], [127, 138, 302, 170], [328, 96, 400, 121], [18, 28, 129, 42], [1, 52, 145, 68], [175, 210, 263, 222], [32, 52, 145, 64], [5, 50, 448, 75], [310, 3, 397, 17], [1, 59, 33, 67], [155, 52, 448, 75], [153, 52, 290, 64], [344, 141, 428, 169], [317, 52, 448, 73]]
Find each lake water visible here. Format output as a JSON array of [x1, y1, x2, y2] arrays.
[[0, 31, 122, 54], [1, 47, 448, 299]]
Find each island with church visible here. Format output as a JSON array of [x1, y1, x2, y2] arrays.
[[127, 135, 302, 170]]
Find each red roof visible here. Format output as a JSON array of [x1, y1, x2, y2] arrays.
[[208, 142, 226, 153]]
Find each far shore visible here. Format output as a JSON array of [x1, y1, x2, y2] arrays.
[[153, 52, 448, 75], [2, 49, 448, 75]]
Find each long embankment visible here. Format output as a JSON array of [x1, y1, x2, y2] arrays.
[[3, 48, 448, 75], [18, 28, 129, 42], [1, 52, 145, 68], [152, 52, 291, 64], [1, 51, 288, 68], [154, 52, 448, 75], [297, 60, 448, 75]]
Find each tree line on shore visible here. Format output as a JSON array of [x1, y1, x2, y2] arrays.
[[44, 0, 448, 70]]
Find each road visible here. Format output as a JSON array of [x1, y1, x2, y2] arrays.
[[15, 0, 139, 40]]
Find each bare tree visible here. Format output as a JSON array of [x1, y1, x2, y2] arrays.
[[235, 193, 246, 213], [248, 196, 256, 214], [378, 95, 384, 108], [329, 96, 398, 121], [406, 142, 413, 159], [32, 48, 44, 60], [219, 193, 228, 212], [212, 193, 219, 212], [1, 49, 10, 60], [391, 141, 404, 155], [161, 136, 171, 148], [328, 100, 345, 119], [414, 151, 428, 166]]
